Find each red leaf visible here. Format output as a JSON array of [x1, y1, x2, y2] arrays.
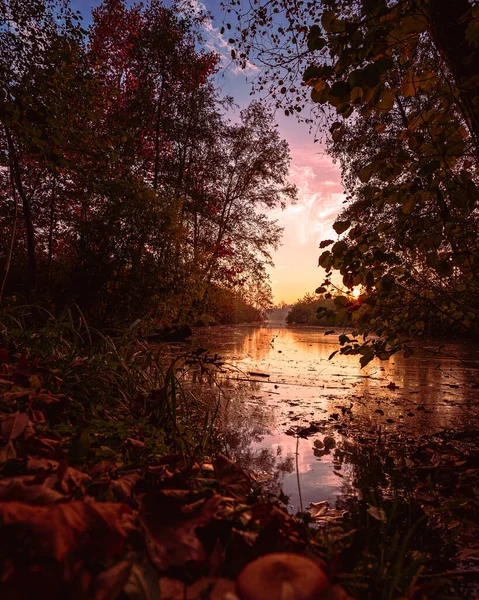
[[0, 475, 66, 505], [111, 472, 141, 502], [0, 348, 10, 364], [140, 492, 225, 571], [214, 453, 252, 499], [0, 500, 135, 564], [1, 412, 31, 440]]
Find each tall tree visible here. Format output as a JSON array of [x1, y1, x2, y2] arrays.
[[0, 0, 84, 299], [0, 0, 296, 326]]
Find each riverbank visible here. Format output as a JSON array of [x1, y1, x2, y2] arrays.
[[0, 314, 478, 598]]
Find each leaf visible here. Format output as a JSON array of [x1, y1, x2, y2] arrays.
[[94, 560, 132, 600], [1, 412, 30, 440], [358, 164, 373, 183], [319, 239, 334, 248], [350, 86, 363, 103], [0, 501, 134, 565], [29, 375, 42, 390], [466, 17, 479, 47], [328, 350, 339, 360], [111, 472, 141, 502], [360, 354, 374, 368], [0, 441, 17, 463], [333, 220, 350, 235], [400, 72, 419, 97], [124, 560, 161, 600], [0, 475, 68, 504], [367, 505, 387, 522], [215, 453, 251, 499], [140, 492, 225, 571], [435, 260, 453, 278], [308, 501, 345, 523], [321, 10, 336, 33], [376, 87, 395, 111], [332, 241, 347, 256], [319, 251, 333, 271], [402, 196, 415, 214], [330, 81, 350, 100], [333, 296, 349, 307], [362, 64, 380, 88]]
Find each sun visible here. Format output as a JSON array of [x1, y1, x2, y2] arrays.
[[352, 288, 361, 298]]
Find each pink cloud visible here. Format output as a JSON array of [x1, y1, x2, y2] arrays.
[[266, 141, 345, 303]]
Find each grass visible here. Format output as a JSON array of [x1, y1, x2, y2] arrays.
[[0, 304, 222, 462]]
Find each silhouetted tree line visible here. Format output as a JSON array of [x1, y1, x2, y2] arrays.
[[0, 0, 296, 326]]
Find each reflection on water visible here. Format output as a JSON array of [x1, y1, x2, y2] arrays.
[[187, 323, 479, 510]]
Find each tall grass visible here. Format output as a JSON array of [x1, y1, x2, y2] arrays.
[[0, 304, 221, 459]]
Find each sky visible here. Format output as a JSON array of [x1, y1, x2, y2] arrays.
[[73, 0, 345, 304]]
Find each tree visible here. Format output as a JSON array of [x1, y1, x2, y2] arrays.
[[0, 0, 296, 326], [226, 0, 479, 361], [183, 101, 297, 315], [0, 0, 85, 299]]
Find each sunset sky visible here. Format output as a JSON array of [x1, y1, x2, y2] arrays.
[[74, 0, 345, 304]]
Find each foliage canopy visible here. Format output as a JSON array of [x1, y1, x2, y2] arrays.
[[0, 0, 297, 325], [226, 0, 479, 359]]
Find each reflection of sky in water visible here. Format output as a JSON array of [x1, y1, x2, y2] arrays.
[[188, 324, 479, 511]]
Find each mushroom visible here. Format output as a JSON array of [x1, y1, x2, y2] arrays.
[[236, 552, 329, 600]]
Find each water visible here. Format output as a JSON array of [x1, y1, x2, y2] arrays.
[[188, 323, 479, 511]]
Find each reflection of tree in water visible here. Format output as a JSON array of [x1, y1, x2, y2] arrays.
[[308, 432, 416, 508], [182, 364, 295, 493], [219, 397, 295, 495]]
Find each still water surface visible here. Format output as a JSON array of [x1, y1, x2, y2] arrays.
[[188, 323, 479, 511]]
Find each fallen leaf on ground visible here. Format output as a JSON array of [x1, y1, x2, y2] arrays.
[[215, 453, 252, 499], [141, 492, 226, 571]]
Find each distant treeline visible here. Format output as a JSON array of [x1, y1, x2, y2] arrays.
[[284, 294, 334, 326]]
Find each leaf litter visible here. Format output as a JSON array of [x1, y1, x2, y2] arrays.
[[1, 346, 478, 599]]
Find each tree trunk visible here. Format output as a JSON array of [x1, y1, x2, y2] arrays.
[[4, 126, 37, 299], [0, 170, 18, 304], [47, 175, 56, 279], [153, 62, 167, 191]]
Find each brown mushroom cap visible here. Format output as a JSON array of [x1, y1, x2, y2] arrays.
[[236, 552, 329, 600]]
